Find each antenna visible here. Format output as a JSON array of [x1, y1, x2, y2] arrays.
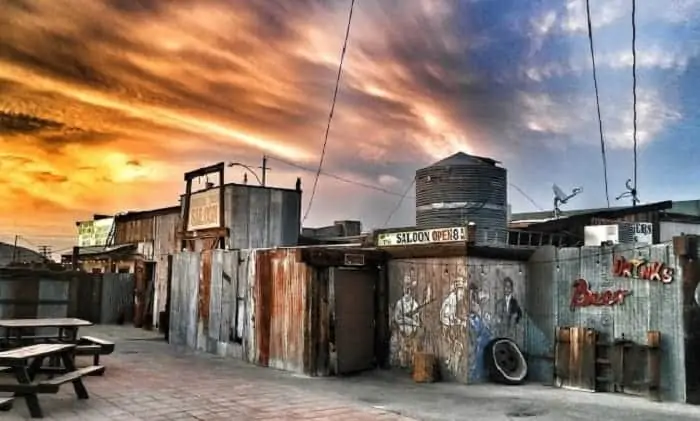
[[615, 179, 639, 207], [552, 183, 583, 219]]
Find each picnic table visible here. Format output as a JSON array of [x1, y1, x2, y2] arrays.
[[0, 318, 115, 368], [0, 318, 93, 348], [0, 343, 104, 418]]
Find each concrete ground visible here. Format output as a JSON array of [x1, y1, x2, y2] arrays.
[[1, 325, 700, 420]]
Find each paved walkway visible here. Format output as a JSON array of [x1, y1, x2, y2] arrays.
[[3, 325, 700, 420], [2, 326, 414, 420]]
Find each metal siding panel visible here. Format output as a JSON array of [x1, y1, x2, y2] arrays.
[[185, 252, 201, 350], [555, 243, 684, 401], [525, 246, 557, 383], [266, 249, 308, 374], [100, 273, 134, 324], [248, 190, 268, 249], [209, 250, 224, 354], [268, 191, 283, 246]]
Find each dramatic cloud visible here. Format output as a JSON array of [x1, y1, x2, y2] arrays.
[[0, 0, 697, 253]]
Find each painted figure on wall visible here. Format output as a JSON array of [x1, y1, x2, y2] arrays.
[[496, 276, 522, 328], [440, 267, 469, 374], [390, 266, 430, 367], [467, 280, 493, 381]]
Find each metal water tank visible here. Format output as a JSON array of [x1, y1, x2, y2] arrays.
[[415, 152, 508, 242]]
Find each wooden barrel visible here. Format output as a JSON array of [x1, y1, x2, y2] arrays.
[[412, 352, 437, 383]]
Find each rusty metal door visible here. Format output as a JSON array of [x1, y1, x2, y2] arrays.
[[334, 268, 376, 375]]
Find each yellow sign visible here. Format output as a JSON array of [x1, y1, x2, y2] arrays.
[[187, 189, 220, 231], [77, 218, 114, 247]]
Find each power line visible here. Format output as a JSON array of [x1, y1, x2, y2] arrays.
[[268, 155, 411, 198], [585, 0, 611, 208], [631, 0, 638, 179], [383, 178, 416, 227], [303, 0, 356, 223], [509, 183, 544, 211]]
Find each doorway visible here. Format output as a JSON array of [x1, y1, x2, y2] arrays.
[[333, 268, 376, 374]]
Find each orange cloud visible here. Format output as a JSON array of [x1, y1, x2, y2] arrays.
[[0, 0, 512, 252]]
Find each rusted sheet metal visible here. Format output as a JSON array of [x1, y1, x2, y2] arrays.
[[199, 250, 212, 323], [254, 248, 310, 373]]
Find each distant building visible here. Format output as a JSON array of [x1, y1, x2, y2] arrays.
[[510, 199, 700, 245]]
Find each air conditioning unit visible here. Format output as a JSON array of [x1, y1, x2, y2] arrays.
[[584, 225, 619, 246]]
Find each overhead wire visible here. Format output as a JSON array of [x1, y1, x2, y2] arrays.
[[585, 0, 611, 208], [382, 177, 416, 227], [303, 0, 356, 223], [268, 155, 411, 198], [631, 0, 639, 201], [509, 183, 544, 211]]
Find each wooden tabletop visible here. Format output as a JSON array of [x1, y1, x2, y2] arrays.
[[0, 343, 75, 361], [0, 318, 93, 329]]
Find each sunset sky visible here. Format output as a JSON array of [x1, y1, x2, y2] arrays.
[[1, 0, 700, 254]]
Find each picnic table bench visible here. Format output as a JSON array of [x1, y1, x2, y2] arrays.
[[0, 319, 115, 373], [0, 343, 104, 418]]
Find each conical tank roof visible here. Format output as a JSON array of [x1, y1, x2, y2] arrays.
[[425, 152, 499, 168]]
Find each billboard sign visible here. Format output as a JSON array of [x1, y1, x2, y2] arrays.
[[77, 217, 114, 247], [187, 188, 220, 231]]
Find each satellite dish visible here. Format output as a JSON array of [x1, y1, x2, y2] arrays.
[[552, 184, 583, 219]]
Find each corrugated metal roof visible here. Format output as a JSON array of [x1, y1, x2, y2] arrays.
[[427, 152, 500, 168]]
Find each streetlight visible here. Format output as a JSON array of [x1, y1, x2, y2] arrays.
[[227, 162, 264, 186]]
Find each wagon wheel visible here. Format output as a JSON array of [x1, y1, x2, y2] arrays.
[[493, 341, 520, 377], [485, 337, 528, 385]]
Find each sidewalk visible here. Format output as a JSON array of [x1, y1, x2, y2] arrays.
[[4, 325, 700, 421]]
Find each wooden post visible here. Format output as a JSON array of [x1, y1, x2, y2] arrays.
[[412, 352, 437, 383], [647, 330, 661, 401], [71, 246, 80, 271]]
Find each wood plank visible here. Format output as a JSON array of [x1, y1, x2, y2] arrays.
[[39, 365, 104, 386], [79, 336, 114, 347], [0, 318, 92, 329], [0, 344, 75, 361], [0, 396, 13, 411]]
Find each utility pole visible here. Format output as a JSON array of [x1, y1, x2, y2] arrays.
[[38, 245, 52, 260], [12, 235, 18, 263], [259, 155, 270, 187]]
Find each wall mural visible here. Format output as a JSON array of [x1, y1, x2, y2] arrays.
[[388, 259, 526, 383]]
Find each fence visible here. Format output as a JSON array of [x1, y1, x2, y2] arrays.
[[0, 267, 134, 324], [169, 250, 251, 359]]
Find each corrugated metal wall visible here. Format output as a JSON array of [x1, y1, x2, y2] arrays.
[[100, 273, 134, 324], [153, 212, 180, 324], [541, 244, 684, 402], [224, 185, 301, 249], [0, 268, 132, 326], [387, 243, 685, 400], [387, 256, 527, 383], [169, 248, 326, 376], [525, 246, 558, 383], [255, 249, 310, 373]]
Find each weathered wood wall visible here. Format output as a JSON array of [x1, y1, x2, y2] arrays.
[[387, 256, 527, 383]]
